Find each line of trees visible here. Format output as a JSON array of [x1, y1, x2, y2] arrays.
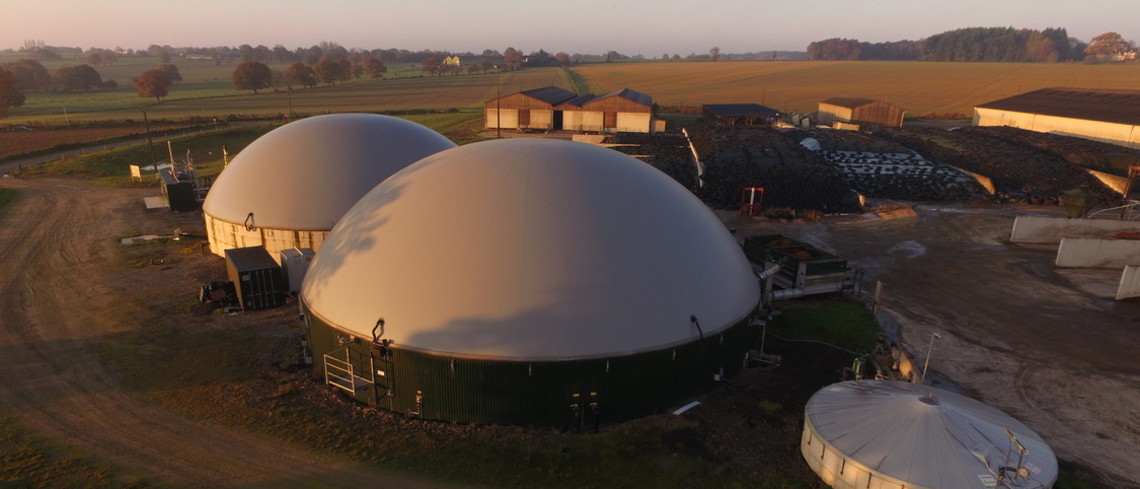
[[1, 58, 116, 93], [806, 27, 1131, 63], [229, 54, 388, 94]]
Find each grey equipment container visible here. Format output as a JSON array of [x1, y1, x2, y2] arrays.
[[225, 246, 284, 310], [279, 247, 315, 294]]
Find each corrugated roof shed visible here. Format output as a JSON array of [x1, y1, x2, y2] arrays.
[[593, 88, 653, 107], [820, 97, 879, 109], [703, 104, 779, 118], [977, 87, 1140, 126], [518, 86, 577, 105], [558, 93, 599, 108]]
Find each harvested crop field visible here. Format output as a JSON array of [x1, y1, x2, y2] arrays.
[[0, 124, 193, 161], [571, 61, 1140, 116]]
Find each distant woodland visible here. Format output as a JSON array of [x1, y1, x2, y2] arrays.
[[807, 27, 1132, 62]]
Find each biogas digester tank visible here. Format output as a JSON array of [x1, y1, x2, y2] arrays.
[[203, 113, 456, 260], [301, 138, 761, 427]]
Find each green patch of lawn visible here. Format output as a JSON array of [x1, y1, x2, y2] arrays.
[[765, 301, 882, 355], [11, 111, 486, 184], [0, 188, 19, 220], [14, 126, 273, 185]]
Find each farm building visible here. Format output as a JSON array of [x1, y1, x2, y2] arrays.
[[973, 88, 1140, 149], [301, 138, 761, 427], [202, 113, 455, 261], [802, 380, 1057, 489], [559, 88, 657, 133], [817, 97, 905, 128], [484, 86, 576, 132], [486, 86, 659, 133], [702, 104, 780, 126]]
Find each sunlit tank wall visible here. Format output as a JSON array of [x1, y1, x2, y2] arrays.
[[205, 213, 327, 262]]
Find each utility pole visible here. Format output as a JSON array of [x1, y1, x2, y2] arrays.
[[921, 332, 941, 385], [140, 108, 158, 175], [494, 64, 502, 139]]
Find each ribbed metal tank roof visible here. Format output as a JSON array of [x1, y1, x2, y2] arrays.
[[302, 138, 760, 360], [804, 380, 1057, 489]]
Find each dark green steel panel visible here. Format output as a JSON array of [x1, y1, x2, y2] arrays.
[[303, 310, 755, 428]]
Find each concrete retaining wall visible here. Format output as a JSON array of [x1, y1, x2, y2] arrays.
[[945, 163, 995, 194], [1010, 215, 1140, 243], [1117, 265, 1140, 300], [1056, 237, 1140, 268]]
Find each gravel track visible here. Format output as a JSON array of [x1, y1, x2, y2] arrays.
[[0, 178, 458, 489]]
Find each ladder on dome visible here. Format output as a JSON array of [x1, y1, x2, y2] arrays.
[[323, 348, 375, 396]]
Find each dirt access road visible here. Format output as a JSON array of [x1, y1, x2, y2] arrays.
[[0, 177, 465, 489], [729, 206, 1140, 488]]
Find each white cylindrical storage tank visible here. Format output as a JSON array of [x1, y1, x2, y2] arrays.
[[301, 138, 761, 426], [202, 113, 455, 260], [801, 380, 1057, 489]]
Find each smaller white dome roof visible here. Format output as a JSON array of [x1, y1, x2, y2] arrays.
[[806, 380, 1057, 489], [203, 113, 455, 230]]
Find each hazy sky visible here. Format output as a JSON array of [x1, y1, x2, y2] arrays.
[[7, 0, 1139, 55]]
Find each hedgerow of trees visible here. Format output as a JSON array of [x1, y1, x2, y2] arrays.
[[52, 65, 105, 91], [0, 67, 25, 118], [807, 27, 1091, 62], [1, 59, 51, 91]]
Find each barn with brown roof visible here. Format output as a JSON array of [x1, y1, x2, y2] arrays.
[[817, 97, 905, 128], [486, 86, 659, 134], [561, 88, 656, 133], [485, 86, 577, 132], [973, 87, 1140, 149]]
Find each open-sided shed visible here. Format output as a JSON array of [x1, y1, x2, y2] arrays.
[[703, 104, 781, 126], [973, 87, 1140, 149]]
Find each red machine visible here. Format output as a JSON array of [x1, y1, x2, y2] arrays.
[[739, 187, 765, 217]]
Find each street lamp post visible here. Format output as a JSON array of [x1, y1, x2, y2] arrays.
[[494, 64, 502, 139], [139, 107, 159, 175], [920, 332, 941, 385]]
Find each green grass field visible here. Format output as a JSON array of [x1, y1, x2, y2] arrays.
[[2, 54, 577, 125]]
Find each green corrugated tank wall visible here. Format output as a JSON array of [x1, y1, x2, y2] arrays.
[[304, 311, 755, 428]]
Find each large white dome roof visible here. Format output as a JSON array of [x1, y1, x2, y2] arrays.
[[202, 113, 455, 230], [302, 138, 759, 360]]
